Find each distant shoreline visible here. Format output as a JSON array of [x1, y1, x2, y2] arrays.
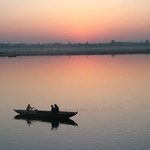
[[0, 42, 150, 57], [0, 48, 150, 57]]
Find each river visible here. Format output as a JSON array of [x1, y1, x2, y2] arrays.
[[0, 55, 150, 150]]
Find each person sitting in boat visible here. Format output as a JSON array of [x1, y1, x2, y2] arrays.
[[26, 104, 34, 112], [54, 104, 59, 113], [51, 105, 55, 113]]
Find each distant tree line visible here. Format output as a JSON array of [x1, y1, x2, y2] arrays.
[[0, 40, 149, 48]]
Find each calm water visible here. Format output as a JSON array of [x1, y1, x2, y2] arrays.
[[0, 55, 150, 150]]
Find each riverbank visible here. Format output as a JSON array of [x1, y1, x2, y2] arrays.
[[0, 45, 150, 57]]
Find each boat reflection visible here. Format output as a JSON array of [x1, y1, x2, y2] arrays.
[[14, 115, 78, 130]]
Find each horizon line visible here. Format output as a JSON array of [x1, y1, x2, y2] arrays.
[[0, 40, 150, 45]]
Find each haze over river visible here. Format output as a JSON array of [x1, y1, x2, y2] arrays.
[[0, 54, 150, 150]]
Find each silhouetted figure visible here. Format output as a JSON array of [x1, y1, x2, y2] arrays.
[[54, 104, 59, 113], [26, 104, 34, 112], [51, 105, 55, 113]]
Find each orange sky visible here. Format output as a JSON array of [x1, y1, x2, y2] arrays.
[[0, 0, 150, 43]]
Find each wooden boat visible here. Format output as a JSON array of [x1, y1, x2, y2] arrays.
[[14, 109, 78, 119]]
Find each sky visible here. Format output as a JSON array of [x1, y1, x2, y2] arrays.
[[0, 0, 150, 43]]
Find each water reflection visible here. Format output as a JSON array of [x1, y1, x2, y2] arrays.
[[14, 115, 78, 130]]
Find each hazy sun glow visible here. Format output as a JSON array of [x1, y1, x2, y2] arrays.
[[0, 0, 150, 43]]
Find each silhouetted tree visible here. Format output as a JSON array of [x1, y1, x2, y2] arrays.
[[145, 40, 149, 44], [110, 40, 117, 45]]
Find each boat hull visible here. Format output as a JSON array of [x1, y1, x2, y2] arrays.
[[14, 109, 78, 119]]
